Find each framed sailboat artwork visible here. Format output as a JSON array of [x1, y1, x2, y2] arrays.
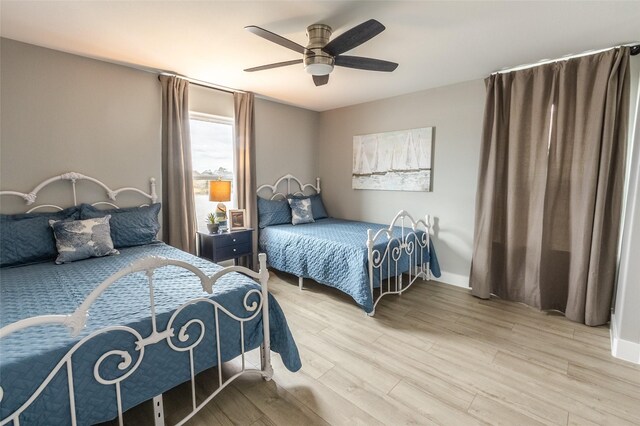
[[352, 127, 434, 191]]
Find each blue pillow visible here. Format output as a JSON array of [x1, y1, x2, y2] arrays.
[[257, 197, 291, 228], [80, 203, 161, 248], [288, 193, 328, 220], [0, 206, 80, 267], [288, 198, 315, 225], [50, 216, 119, 264]]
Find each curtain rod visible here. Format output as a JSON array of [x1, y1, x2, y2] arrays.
[[158, 72, 246, 95], [493, 43, 640, 75]]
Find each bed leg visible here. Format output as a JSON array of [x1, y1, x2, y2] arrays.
[[259, 254, 274, 381], [298, 276, 304, 291], [153, 395, 165, 426], [260, 343, 274, 381]]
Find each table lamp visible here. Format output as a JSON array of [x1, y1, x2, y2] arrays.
[[209, 179, 232, 232]]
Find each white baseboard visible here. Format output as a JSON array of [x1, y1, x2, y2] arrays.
[[610, 314, 640, 364], [433, 271, 470, 289]]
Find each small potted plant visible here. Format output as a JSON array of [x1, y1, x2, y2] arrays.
[[206, 213, 219, 234]]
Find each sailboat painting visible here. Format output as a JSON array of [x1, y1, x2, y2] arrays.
[[352, 127, 434, 191]]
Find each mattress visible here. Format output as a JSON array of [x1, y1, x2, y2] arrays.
[[259, 218, 441, 312], [0, 242, 301, 425]]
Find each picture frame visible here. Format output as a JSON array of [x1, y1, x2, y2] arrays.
[[228, 209, 247, 231], [352, 126, 435, 191]]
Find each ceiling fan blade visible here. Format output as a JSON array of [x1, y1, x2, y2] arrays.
[[313, 75, 329, 86], [244, 59, 303, 72], [322, 19, 385, 56], [334, 55, 398, 72], [245, 25, 307, 54]]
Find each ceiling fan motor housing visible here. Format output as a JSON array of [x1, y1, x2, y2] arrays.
[[305, 24, 334, 76]]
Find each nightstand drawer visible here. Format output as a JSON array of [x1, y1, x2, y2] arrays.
[[214, 243, 251, 261], [213, 231, 251, 248], [197, 229, 254, 267]]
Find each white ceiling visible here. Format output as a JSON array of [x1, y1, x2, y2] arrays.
[[1, 1, 638, 111]]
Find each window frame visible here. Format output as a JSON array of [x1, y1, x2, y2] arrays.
[[189, 111, 236, 232], [190, 111, 234, 128]]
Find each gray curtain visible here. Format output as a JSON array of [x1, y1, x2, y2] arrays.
[[470, 47, 630, 326], [234, 92, 258, 270], [159, 75, 197, 254]]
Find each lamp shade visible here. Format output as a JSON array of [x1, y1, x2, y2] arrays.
[[209, 180, 231, 202]]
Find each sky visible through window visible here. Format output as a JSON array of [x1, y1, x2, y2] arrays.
[[191, 119, 234, 174], [190, 115, 234, 232]]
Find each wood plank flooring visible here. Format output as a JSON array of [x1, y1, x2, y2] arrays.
[[115, 270, 640, 425]]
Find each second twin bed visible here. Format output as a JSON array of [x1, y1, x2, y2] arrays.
[[257, 174, 441, 315]]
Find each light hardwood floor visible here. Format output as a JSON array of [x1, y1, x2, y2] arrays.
[[117, 270, 640, 425]]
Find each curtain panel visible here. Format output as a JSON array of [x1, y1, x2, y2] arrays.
[[159, 75, 197, 254], [470, 47, 630, 326], [233, 92, 258, 270]]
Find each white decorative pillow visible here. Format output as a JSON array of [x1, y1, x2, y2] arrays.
[[288, 198, 315, 225], [49, 216, 119, 264]]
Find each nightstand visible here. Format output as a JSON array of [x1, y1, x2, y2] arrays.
[[198, 228, 253, 266]]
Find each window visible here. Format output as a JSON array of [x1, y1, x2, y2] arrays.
[[190, 112, 234, 232]]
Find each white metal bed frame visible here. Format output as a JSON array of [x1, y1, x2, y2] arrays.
[[0, 172, 274, 426], [257, 174, 432, 316], [0, 171, 158, 212]]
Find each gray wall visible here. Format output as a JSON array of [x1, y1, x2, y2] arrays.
[[1, 38, 319, 221], [255, 98, 319, 191], [318, 80, 485, 286], [1, 38, 162, 213]]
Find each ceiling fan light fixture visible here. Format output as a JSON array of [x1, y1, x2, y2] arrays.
[[244, 19, 398, 86], [305, 62, 334, 76]]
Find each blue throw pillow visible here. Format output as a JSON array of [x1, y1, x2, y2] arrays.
[[288, 193, 328, 220], [0, 206, 80, 267], [50, 216, 119, 264], [288, 198, 315, 225], [257, 197, 291, 228], [80, 203, 161, 248]]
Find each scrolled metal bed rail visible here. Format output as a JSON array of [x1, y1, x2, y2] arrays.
[[0, 253, 272, 426], [367, 210, 431, 316]]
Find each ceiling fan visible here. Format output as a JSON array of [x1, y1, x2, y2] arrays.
[[244, 19, 398, 86]]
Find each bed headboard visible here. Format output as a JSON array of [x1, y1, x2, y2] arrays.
[[0, 171, 157, 213], [257, 174, 320, 200]]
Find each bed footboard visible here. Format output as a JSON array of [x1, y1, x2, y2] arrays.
[[367, 210, 431, 316], [0, 253, 272, 426]]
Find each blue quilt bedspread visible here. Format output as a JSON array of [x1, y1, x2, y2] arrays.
[[259, 218, 441, 313], [0, 242, 301, 425]]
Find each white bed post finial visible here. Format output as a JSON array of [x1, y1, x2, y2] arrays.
[[24, 192, 37, 205], [316, 177, 321, 193], [258, 253, 273, 380], [150, 178, 158, 204]]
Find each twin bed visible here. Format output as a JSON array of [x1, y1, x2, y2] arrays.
[[257, 174, 441, 315], [0, 172, 440, 425], [0, 173, 300, 426]]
